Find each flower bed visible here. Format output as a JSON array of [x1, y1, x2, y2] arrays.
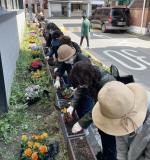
[[68, 136, 96, 160], [0, 23, 68, 160]]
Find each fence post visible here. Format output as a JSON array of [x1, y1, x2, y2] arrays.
[[0, 52, 8, 113]]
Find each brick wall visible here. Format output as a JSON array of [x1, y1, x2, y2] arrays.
[[130, 0, 150, 27]]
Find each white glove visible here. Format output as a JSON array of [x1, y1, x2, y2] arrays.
[[45, 56, 49, 61], [72, 122, 82, 133], [54, 79, 60, 89], [54, 68, 58, 73], [67, 106, 74, 116]]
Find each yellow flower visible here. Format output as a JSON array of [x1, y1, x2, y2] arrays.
[[41, 132, 48, 138], [33, 142, 40, 148], [28, 141, 34, 148], [61, 107, 67, 113], [21, 135, 28, 142]]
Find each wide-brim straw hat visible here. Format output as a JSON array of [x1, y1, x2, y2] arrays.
[[92, 81, 147, 136], [57, 44, 76, 62]]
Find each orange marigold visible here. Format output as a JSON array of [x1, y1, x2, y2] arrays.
[[31, 152, 38, 160], [39, 145, 47, 154], [33, 142, 40, 148], [24, 148, 32, 157]]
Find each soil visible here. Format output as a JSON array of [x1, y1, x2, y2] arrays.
[[70, 137, 96, 160]]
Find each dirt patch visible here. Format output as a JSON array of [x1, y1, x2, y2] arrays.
[[70, 136, 96, 160]]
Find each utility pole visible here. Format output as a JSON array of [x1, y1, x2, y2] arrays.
[[141, 0, 147, 34]]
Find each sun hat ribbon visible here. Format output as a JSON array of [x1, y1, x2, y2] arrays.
[[121, 110, 138, 133]]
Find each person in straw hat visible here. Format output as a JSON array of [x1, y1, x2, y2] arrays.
[[92, 81, 150, 160], [68, 61, 117, 160], [54, 44, 90, 88]]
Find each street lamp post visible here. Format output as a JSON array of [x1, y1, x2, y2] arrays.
[[141, 0, 147, 34]]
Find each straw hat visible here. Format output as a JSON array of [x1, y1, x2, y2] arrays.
[[92, 81, 148, 136], [57, 45, 76, 62]]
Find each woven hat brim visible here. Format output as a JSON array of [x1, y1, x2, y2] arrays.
[[92, 83, 147, 136], [58, 48, 76, 62]]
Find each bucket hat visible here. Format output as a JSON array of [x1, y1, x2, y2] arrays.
[[57, 44, 76, 62], [92, 81, 147, 136]]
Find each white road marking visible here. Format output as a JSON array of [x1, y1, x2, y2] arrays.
[[92, 33, 111, 39], [104, 50, 147, 70]]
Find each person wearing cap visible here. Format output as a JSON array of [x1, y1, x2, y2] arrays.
[[92, 81, 150, 160], [80, 15, 90, 48], [68, 61, 117, 160], [54, 44, 90, 88]]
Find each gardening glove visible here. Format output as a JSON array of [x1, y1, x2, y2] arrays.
[[45, 56, 49, 61], [54, 68, 58, 73], [54, 79, 60, 89], [72, 122, 82, 133], [67, 106, 74, 116]]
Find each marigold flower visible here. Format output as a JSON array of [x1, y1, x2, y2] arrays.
[[28, 141, 34, 148], [61, 108, 67, 113], [39, 135, 45, 140], [39, 145, 47, 154], [33, 142, 40, 148], [21, 135, 28, 142], [31, 152, 38, 160], [24, 148, 32, 157], [42, 132, 48, 138]]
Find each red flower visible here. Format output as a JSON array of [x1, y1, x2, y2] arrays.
[[31, 60, 41, 68]]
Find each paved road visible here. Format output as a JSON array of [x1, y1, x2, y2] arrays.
[[53, 19, 150, 89]]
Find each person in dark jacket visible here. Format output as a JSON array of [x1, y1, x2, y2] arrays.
[[68, 61, 117, 160], [54, 44, 90, 88], [59, 35, 81, 54], [45, 30, 63, 60]]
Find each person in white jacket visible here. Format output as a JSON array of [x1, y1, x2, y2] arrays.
[[92, 81, 150, 160]]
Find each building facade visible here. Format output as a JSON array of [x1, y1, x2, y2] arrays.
[[0, 0, 25, 112], [48, 0, 105, 17]]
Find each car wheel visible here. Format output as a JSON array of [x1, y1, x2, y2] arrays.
[[101, 24, 107, 33]]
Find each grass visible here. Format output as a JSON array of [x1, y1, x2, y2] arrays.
[[0, 24, 68, 160]]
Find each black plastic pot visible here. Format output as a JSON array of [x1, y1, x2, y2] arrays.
[[26, 97, 41, 105]]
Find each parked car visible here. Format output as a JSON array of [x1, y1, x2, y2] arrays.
[[89, 7, 130, 32]]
